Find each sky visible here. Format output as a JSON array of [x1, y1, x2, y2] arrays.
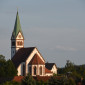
[[0, 0, 85, 67]]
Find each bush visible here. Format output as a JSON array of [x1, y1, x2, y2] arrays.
[[21, 73, 36, 85], [0, 81, 20, 85]]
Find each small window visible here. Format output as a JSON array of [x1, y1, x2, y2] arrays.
[[12, 41, 15, 46], [17, 41, 23, 46], [13, 51, 14, 53]]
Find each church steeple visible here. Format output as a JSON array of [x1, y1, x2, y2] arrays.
[[11, 11, 23, 39], [11, 11, 24, 59]]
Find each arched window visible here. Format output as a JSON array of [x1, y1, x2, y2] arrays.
[[34, 66, 36, 75], [40, 66, 42, 75]]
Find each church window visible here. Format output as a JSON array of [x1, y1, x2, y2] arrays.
[[12, 41, 15, 46], [17, 41, 23, 46], [20, 41, 22, 45], [17, 42, 19, 45], [34, 66, 36, 75], [40, 66, 42, 75]]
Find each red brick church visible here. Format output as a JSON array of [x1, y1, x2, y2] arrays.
[[11, 11, 57, 76]]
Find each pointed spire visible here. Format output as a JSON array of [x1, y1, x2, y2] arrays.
[[11, 11, 23, 39]]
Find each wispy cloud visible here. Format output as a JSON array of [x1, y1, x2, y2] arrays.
[[55, 45, 77, 51]]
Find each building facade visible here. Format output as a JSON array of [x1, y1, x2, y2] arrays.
[[11, 11, 57, 76]]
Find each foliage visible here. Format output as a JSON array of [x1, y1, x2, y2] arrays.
[[0, 81, 20, 85], [0, 55, 5, 61], [36, 80, 48, 85], [0, 55, 17, 78], [21, 73, 36, 85], [48, 76, 67, 85], [48, 75, 76, 85], [58, 60, 85, 84], [67, 78, 76, 85]]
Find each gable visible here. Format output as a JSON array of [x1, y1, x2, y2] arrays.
[[26, 48, 45, 65], [12, 47, 45, 68], [51, 65, 57, 71], [29, 54, 45, 65], [16, 32, 24, 39], [45, 63, 57, 70]]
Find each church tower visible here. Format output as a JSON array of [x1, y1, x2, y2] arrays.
[[11, 11, 24, 59]]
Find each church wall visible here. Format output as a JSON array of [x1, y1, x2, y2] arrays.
[[51, 65, 57, 74], [45, 73, 53, 76], [25, 48, 45, 75], [17, 62, 25, 76], [31, 65, 45, 76], [17, 64, 21, 76]]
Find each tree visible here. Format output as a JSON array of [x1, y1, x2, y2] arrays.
[[0, 55, 17, 78], [5, 60, 17, 77], [48, 75, 69, 85], [21, 73, 36, 85], [0, 81, 20, 85], [68, 78, 76, 85], [65, 60, 75, 73], [0, 55, 5, 61]]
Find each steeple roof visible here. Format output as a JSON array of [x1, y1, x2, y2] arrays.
[[11, 11, 23, 39]]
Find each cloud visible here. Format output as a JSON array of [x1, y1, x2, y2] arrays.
[[55, 45, 77, 51]]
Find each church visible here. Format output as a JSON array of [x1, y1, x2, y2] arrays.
[[11, 11, 57, 76]]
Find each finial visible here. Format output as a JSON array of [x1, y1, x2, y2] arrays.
[[17, 8, 18, 14]]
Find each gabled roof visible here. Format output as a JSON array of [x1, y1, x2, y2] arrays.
[[12, 47, 35, 68], [45, 63, 56, 70], [11, 11, 23, 39], [29, 54, 45, 65]]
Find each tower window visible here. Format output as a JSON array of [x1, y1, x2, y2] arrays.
[[17, 41, 23, 46], [12, 41, 15, 46]]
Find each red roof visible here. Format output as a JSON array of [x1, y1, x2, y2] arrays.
[[33, 76, 51, 82], [45, 67, 53, 73], [13, 76, 24, 82], [29, 54, 45, 65], [13, 76, 51, 82]]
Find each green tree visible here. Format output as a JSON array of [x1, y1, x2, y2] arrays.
[[48, 75, 69, 85], [21, 73, 36, 85], [5, 60, 17, 77], [0, 81, 20, 85], [68, 78, 76, 85], [65, 60, 75, 73], [0, 55, 5, 61], [0, 55, 17, 78]]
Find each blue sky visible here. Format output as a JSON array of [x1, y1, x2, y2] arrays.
[[0, 0, 85, 67]]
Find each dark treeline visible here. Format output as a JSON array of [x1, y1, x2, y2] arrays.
[[0, 55, 85, 85]]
